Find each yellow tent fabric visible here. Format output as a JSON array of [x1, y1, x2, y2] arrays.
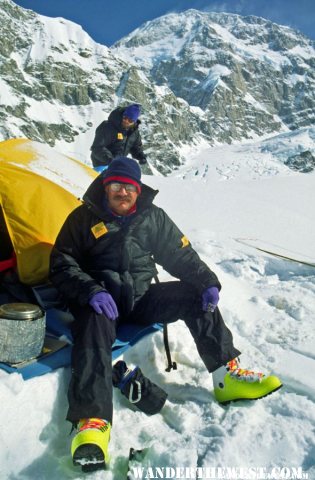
[[0, 138, 96, 285]]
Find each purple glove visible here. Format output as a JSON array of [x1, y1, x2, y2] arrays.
[[202, 287, 220, 313], [89, 291, 118, 320]]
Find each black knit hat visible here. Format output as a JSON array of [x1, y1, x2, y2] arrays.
[[102, 157, 142, 193]]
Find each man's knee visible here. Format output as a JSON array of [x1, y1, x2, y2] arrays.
[[70, 305, 117, 347]]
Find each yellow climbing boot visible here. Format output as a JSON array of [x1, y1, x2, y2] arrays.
[[71, 418, 111, 472], [213, 358, 282, 404]]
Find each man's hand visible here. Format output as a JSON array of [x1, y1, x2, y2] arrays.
[[202, 287, 220, 313], [138, 156, 147, 165], [89, 291, 118, 320]]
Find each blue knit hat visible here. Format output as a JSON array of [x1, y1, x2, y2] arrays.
[[102, 157, 142, 193], [123, 104, 141, 122]]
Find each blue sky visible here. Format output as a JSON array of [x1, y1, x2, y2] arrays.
[[13, 0, 315, 45]]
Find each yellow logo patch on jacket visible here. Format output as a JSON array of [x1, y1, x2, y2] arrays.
[[91, 222, 108, 239], [181, 235, 190, 248], [117, 132, 123, 140]]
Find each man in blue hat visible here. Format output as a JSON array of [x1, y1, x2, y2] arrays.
[[90, 104, 147, 172], [50, 157, 282, 472]]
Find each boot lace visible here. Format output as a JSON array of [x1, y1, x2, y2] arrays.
[[78, 418, 109, 433], [227, 358, 264, 383]]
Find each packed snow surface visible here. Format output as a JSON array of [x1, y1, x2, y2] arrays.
[[1, 137, 315, 480]]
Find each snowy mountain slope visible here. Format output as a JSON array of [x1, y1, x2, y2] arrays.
[[1, 1, 315, 174], [114, 9, 315, 143], [1, 141, 315, 479], [0, 0, 122, 161], [175, 126, 315, 181], [0, 0, 203, 173]]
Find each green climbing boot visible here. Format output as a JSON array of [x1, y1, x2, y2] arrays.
[[71, 418, 111, 472], [213, 358, 282, 404]]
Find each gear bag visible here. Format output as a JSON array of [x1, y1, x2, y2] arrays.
[[112, 360, 167, 415]]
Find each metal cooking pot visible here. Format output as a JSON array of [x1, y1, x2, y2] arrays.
[[0, 303, 46, 364]]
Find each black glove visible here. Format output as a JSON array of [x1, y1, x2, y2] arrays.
[[112, 361, 167, 415], [138, 156, 147, 165]]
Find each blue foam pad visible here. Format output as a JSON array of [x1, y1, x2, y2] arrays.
[[0, 307, 162, 380]]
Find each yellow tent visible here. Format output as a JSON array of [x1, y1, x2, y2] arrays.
[[0, 138, 97, 285]]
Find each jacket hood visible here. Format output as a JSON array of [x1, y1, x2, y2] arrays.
[[82, 174, 158, 219], [108, 107, 141, 131]]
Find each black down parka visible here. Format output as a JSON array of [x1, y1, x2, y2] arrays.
[[49, 176, 221, 317], [90, 107, 146, 167]]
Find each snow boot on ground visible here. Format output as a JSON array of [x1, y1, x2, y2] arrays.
[[213, 358, 282, 404], [71, 418, 111, 472]]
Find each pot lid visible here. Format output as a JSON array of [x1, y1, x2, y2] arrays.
[[0, 303, 43, 320]]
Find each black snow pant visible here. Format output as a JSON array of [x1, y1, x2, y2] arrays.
[[66, 281, 241, 424]]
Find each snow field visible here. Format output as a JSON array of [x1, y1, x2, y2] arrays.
[[1, 139, 315, 479]]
